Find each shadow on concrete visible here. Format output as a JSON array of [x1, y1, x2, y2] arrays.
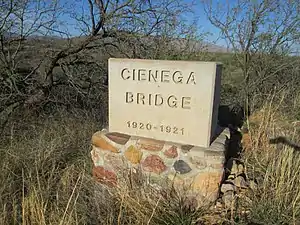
[[269, 136, 300, 151], [217, 104, 249, 191], [218, 103, 249, 160], [211, 125, 225, 144]]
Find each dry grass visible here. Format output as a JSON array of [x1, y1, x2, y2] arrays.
[[0, 113, 210, 225], [0, 115, 97, 225], [234, 94, 300, 225], [1, 91, 300, 224]]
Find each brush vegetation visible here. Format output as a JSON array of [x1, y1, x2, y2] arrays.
[[1, 93, 300, 225], [1, 0, 300, 224]]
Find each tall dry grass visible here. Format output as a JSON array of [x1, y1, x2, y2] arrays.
[[0, 112, 209, 225], [1, 90, 300, 225], [0, 115, 97, 225], [235, 93, 300, 225]]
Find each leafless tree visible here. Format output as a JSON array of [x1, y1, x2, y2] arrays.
[[0, 0, 203, 129], [202, 0, 300, 110], [0, 0, 62, 126]]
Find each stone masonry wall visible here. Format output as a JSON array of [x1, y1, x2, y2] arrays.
[[90, 128, 230, 203]]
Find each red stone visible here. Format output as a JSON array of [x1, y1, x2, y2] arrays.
[[105, 132, 131, 145], [142, 155, 167, 174], [164, 146, 178, 158], [138, 138, 165, 151], [92, 166, 117, 187]]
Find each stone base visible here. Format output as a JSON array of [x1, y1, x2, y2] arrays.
[[90, 128, 230, 205]]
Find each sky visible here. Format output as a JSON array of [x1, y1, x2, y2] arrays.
[[55, 0, 228, 47], [185, 0, 228, 46], [19, 0, 298, 54]]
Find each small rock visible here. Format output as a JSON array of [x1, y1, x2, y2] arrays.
[[190, 156, 207, 169], [234, 175, 248, 189], [124, 145, 143, 164], [215, 200, 223, 209], [223, 127, 231, 139], [223, 190, 235, 208], [221, 183, 236, 193], [142, 155, 167, 174], [237, 163, 245, 174], [173, 160, 192, 174], [249, 180, 258, 190], [181, 145, 194, 153], [105, 132, 130, 145], [92, 132, 120, 153], [92, 166, 117, 187], [241, 210, 251, 216], [138, 138, 165, 151], [230, 159, 239, 175], [164, 146, 178, 158], [227, 174, 235, 180]]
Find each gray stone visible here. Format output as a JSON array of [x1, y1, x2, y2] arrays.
[[209, 138, 226, 152], [190, 156, 207, 169], [234, 176, 248, 189], [173, 160, 192, 174], [223, 190, 235, 208], [227, 159, 245, 176], [204, 150, 224, 158], [181, 145, 194, 153], [221, 183, 236, 193]]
